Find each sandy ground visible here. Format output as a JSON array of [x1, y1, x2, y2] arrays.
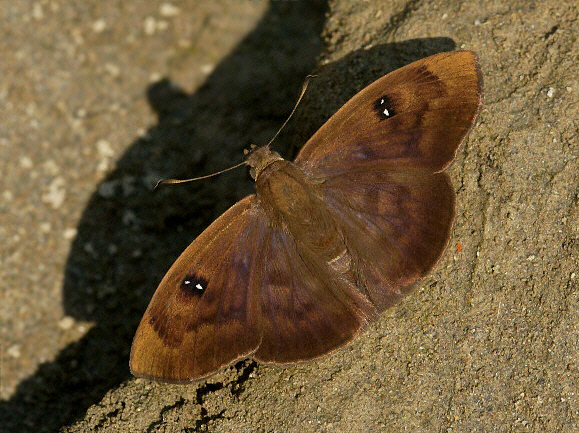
[[0, 0, 577, 432]]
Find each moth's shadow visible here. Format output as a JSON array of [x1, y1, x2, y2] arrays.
[[0, 0, 456, 428]]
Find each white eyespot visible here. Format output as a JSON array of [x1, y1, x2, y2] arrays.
[[383, 108, 390, 117], [195, 283, 204, 291]]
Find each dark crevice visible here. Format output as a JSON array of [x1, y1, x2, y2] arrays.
[[146, 398, 187, 433]]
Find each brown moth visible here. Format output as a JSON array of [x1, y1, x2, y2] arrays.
[[130, 51, 483, 383]]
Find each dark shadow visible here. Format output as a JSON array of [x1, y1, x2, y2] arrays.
[[0, 0, 456, 429]]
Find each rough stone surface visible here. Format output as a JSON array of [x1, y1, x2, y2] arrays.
[[0, 1, 576, 432]]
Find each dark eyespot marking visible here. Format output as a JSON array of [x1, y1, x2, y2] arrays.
[[374, 94, 395, 120], [180, 273, 208, 297]]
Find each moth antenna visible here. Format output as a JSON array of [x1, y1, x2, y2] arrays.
[[156, 75, 317, 190], [154, 161, 247, 190], [265, 74, 317, 148]]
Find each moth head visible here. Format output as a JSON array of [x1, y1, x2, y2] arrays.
[[245, 145, 284, 180]]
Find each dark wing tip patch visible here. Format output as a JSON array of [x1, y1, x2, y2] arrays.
[[373, 94, 395, 120], [180, 273, 208, 297]]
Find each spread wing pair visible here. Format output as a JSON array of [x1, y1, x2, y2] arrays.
[[130, 51, 483, 382]]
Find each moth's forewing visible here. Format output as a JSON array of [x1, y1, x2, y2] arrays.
[[130, 196, 265, 383], [295, 50, 483, 175]]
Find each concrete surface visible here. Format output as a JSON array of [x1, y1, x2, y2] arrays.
[[0, 1, 576, 432]]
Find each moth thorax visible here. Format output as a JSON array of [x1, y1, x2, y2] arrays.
[[256, 161, 313, 216], [256, 162, 344, 258]]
